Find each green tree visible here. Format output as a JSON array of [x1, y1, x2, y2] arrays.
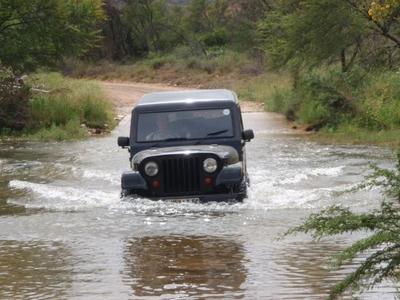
[[121, 0, 183, 55], [259, 0, 400, 72], [0, 0, 105, 71], [288, 151, 400, 299], [258, 0, 366, 72], [185, 0, 210, 34], [225, 0, 272, 49]]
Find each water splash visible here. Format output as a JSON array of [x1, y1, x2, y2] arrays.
[[8, 180, 120, 211]]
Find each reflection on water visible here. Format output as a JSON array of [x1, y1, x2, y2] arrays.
[[274, 241, 352, 299], [0, 241, 72, 300], [123, 236, 247, 299]]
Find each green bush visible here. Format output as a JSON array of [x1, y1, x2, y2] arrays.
[[0, 66, 31, 130], [296, 72, 354, 127], [261, 68, 357, 129], [287, 151, 400, 299], [201, 29, 228, 47], [357, 72, 400, 130], [269, 87, 297, 120], [143, 54, 177, 70]]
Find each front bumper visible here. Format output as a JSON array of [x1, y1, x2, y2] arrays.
[[124, 191, 245, 202], [121, 164, 245, 202]]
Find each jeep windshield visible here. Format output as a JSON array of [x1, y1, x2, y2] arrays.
[[136, 108, 234, 142]]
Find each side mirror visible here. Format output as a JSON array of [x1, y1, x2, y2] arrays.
[[242, 129, 254, 142], [118, 136, 130, 148]]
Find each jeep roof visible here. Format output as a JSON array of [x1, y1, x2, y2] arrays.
[[136, 89, 238, 107]]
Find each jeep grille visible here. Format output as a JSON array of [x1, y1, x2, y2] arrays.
[[162, 157, 201, 194]]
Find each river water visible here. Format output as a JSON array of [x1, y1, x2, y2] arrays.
[[0, 111, 396, 299]]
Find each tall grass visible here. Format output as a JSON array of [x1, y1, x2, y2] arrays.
[[236, 73, 291, 105], [357, 72, 400, 130], [26, 73, 115, 140]]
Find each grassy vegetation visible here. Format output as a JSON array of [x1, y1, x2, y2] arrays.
[[234, 66, 400, 147], [0, 73, 115, 141], [235, 72, 292, 109], [64, 48, 264, 88], [314, 125, 400, 147]]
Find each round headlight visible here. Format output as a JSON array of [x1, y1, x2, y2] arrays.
[[203, 158, 217, 173], [144, 161, 158, 176]]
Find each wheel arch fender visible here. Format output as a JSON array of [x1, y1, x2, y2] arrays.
[[121, 171, 148, 190], [215, 164, 243, 186]]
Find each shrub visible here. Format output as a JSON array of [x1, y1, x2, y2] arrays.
[[287, 151, 400, 299], [185, 57, 216, 74], [0, 66, 31, 130], [30, 117, 87, 141], [200, 29, 228, 47], [296, 73, 354, 127], [25, 72, 115, 139], [144, 54, 176, 70], [269, 87, 297, 120], [357, 72, 400, 130]]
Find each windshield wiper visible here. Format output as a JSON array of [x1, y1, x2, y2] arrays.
[[164, 137, 191, 142], [206, 129, 229, 136]]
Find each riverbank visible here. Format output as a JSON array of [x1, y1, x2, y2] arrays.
[[0, 73, 116, 141], [236, 70, 400, 148]]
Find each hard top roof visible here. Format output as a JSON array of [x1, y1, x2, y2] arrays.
[[136, 89, 238, 107]]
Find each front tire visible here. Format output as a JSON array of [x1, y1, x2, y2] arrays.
[[121, 189, 139, 198], [233, 179, 248, 201]]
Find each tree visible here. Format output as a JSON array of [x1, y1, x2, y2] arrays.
[[0, 0, 105, 71], [97, 0, 132, 60], [258, 0, 366, 72], [288, 151, 400, 299], [259, 0, 400, 72], [185, 0, 210, 34], [121, 0, 184, 55], [224, 0, 272, 49]]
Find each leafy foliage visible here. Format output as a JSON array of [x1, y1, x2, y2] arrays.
[[287, 152, 400, 299], [368, 0, 400, 22], [121, 0, 183, 55], [259, 0, 400, 72], [95, 0, 267, 59], [0, 0, 105, 71]]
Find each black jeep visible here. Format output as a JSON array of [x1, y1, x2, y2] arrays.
[[118, 89, 254, 202]]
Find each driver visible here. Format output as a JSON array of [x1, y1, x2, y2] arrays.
[[146, 113, 175, 141]]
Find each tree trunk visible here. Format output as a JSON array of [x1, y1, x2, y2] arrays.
[[341, 49, 347, 73]]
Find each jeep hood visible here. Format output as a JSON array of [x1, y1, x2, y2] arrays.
[[133, 145, 239, 165]]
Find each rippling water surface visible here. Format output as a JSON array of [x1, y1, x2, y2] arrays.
[[0, 112, 396, 299]]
